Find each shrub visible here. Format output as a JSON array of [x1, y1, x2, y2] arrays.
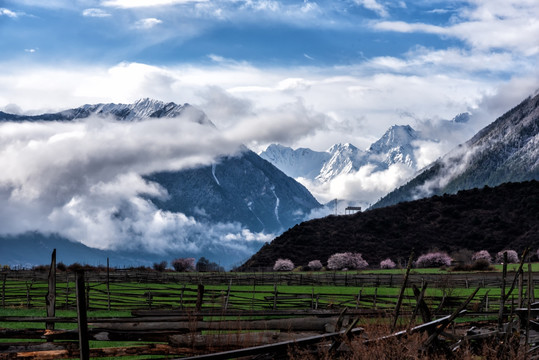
[[32, 264, 49, 272], [171, 258, 195, 272], [273, 258, 294, 271], [307, 260, 323, 271], [380, 258, 396, 269], [327, 252, 368, 271], [495, 250, 519, 264], [56, 262, 67, 271], [471, 259, 492, 271], [415, 252, 452, 268], [153, 261, 167, 272], [472, 250, 492, 264]]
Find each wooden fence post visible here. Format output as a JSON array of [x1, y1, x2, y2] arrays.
[[46, 249, 56, 331], [392, 251, 414, 331], [106, 257, 111, 311], [76, 270, 90, 360], [1, 273, 6, 308], [65, 272, 69, 309], [196, 284, 205, 312], [180, 285, 185, 309], [529, 261, 535, 303], [498, 252, 507, 331], [224, 280, 231, 311], [273, 284, 277, 310]]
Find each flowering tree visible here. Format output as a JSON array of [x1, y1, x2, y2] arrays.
[[171, 257, 195, 272], [327, 252, 368, 270], [273, 258, 294, 271], [472, 250, 492, 264], [495, 250, 519, 264], [415, 252, 452, 268], [307, 260, 323, 271], [380, 258, 396, 269]]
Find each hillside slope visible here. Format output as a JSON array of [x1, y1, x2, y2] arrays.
[[240, 181, 539, 270], [373, 92, 539, 209]]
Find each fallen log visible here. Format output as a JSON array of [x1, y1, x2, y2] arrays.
[[0, 344, 197, 360], [179, 327, 364, 360], [90, 316, 340, 333], [169, 331, 319, 349]]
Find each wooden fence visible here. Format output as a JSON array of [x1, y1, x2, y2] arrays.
[[1, 270, 535, 313]]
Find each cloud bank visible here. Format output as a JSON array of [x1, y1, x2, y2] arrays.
[[0, 114, 277, 263]]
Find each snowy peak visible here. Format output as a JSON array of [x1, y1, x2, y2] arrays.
[[260, 144, 329, 179], [261, 125, 423, 185], [368, 125, 419, 154], [368, 125, 420, 168], [1, 98, 214, 126], [317, 143, 368, 182]]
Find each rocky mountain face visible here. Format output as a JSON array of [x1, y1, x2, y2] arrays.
[[240, 180, 539, 270], [372, 92, 539, 209], [148, 149, 320, 233]]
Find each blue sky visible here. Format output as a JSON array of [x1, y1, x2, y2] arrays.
[[1, 0, 538, 151]]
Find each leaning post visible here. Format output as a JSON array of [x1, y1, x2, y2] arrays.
[[46, 249, 56, 331], [76, 270, 90, 360]]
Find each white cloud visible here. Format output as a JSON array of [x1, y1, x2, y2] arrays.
[[82, 8, 111, 17], [0, 114, 276, 260], [24, 48, 37, 53], [134, 18, 163, 29], [102, 0, 207, 8], [0, 8, 18, 17], [372, 1, 539, 56], [355, 0, 389, 17], [297, 163, 415, 207]]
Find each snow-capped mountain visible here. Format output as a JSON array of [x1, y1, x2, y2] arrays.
[[0, 99, 321, 268], [260, 125, 423, 183], [368, 125, 419, 168], [372, 92, 539, 209], [0, 98, 213, 125], [317, 143, 371, 182], [260, 144, 330, 179]]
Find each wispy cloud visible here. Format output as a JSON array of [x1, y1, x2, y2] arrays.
[[354, 0, 389, 17], [1, 8, 20, 18], [82, 8, 111, 18], [102, 0, 207, 8], [134, 18, 163, 29], [372, 1, 539, 55]]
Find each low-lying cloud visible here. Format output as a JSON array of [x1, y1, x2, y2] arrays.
[[0, 114, 277, 264]]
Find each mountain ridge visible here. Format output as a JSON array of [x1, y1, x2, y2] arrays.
[[372, 93, 539, 209], [240, 180, 539, 270]]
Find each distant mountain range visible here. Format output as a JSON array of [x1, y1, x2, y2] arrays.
[[241, 91, 539, 270], [260, 125, 423, 184], [0, 99, 321, 268], [372, 92, 539, 209]]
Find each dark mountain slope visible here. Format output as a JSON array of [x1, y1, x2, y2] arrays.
[[148, 149, 320, 233], [373, 93, 539, 209], [240, 180, 539, 270]]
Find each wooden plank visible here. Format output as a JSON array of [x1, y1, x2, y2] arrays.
[[179, 327, 364, 360], [90, 316, 340, 332], [169, 331, 322, 349], [0, 344, 196, 360]]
